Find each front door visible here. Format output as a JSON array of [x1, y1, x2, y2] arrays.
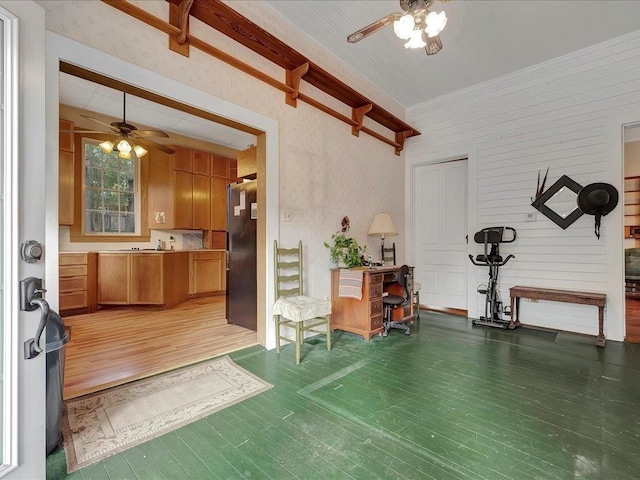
[[413, 159, 468, 311], [1, 1, 46, 478]]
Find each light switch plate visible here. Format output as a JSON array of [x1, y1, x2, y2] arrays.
[[525, 212, 537, 222]]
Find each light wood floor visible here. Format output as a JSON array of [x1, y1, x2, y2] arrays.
[[62, 296, 258, 399]]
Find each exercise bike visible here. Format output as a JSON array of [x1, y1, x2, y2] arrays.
[[468, 227, 517, 329]]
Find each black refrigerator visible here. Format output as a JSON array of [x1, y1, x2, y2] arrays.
[[226, 179, 257, 331]]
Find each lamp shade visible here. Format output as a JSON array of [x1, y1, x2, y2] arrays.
[[368, 213, 398, 239]]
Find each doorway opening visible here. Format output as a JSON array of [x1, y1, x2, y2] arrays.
[[624, 124, 640, 343]]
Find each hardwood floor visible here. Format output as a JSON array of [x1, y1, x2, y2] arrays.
[[48, 310, 640, 479], [625, 297, 640, 343], [62, 296, 258, 399]]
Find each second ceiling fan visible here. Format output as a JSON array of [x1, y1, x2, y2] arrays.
[[75, 92, 176, 159], [347, 0, 449, 55]]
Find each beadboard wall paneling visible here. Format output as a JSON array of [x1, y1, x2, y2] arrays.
[[407, 31, 640, 341]]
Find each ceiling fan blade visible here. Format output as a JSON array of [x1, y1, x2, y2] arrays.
[[347, 13, 399, 43], [80, 114, 119, 132], [133, 129, 171, 139], [134, 137, 176, 155]]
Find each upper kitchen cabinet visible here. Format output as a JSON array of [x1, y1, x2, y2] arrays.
[[59, 119, 75, 225], [148, 146, 211, 230], [237, 145, 256, 179]]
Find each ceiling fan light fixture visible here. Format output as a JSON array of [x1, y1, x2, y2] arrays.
[[99, 140, 114, 154], [118, 150, 132, 160], [425, 10, 447, 37], [133, 144, 148, 158], [393, 13, 415, 39], [404, 28, 427, 49], [117, 138, 132, 154]]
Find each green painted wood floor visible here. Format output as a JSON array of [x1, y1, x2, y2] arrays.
[[47, 311, 640, 479]]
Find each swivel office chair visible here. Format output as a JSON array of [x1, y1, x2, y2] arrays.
[[382, 264, 411, 336]]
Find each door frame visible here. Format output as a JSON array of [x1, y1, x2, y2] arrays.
[[44, 33, 280, 348], [616, 118, 640, 341], [405, 145, 478, 317], [2, 1, 46, 478]]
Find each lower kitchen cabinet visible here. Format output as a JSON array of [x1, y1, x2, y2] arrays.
[[189, 251, 226, 296], [98, 252, 189, 308], [59, 252, 97, 315]]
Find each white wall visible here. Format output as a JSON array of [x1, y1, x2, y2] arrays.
[[42, 1, 407, 302], [407, 31, 640, 341]]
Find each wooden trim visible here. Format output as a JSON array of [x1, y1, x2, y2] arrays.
[[351, 104, 372, 137], [168, 1, 192, 57], [395, 130, 414, 156], [424, 305, 468, 317], [285, 62, 309, 107], [61, 62, 264, 136], [101, 0, 419, 154]]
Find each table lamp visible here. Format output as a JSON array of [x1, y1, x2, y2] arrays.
[[368, 212, 398, 260]]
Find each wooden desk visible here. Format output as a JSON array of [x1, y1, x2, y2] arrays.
[[509, 286, 606, 347], [331, 266, 414, 340]]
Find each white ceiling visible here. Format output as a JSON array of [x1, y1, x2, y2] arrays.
[[59, 73, 256, 151], [262, 0, 640, 108]]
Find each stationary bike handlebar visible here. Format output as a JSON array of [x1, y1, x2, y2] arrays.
[[468, 254, 515, 267]]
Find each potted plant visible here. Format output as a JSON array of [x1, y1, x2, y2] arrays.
[[324, 233, 365, 268]]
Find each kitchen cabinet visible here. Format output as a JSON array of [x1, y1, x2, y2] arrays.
[[625, 175, 640, 238], [98, 252, 189, 308], [59, 252, 97, 315], [148, 147, 212, 230], [98, 253, 131, 304], [210, 155, 233, 232], [59, 119, 75, 225], [189, 251, 226, 296]]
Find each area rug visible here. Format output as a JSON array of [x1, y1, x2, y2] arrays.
[[61, 355, 272, 473]]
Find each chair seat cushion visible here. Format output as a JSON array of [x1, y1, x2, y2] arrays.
[[273, 295, 331, 322], [383, 294, 404, 306]]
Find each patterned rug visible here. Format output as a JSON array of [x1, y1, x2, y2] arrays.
[[61, 356, 272, 473]]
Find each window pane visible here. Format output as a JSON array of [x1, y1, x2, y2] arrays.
[[83, 139, 138, 235], [86, 210, 104, 233]]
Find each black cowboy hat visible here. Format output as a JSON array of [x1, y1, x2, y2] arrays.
[[577, 182, 619, 239]]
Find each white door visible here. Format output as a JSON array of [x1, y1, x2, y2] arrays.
[[413, 159, 468, 310], [1, 1, 46, 478]]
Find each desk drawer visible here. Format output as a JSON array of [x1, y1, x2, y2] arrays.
[[371, 314, 383, 330], [60, 276, 87, 293], [60, 264, 87, 277], [369, 274, 383, 284], [60, 291, 88, 310], [370, 299, 383, 317], [369, 283, 382, 299]]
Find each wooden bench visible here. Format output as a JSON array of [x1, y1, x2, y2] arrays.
[[509, 286, 606, 347]]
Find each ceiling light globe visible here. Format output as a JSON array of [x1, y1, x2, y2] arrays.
[[99, 140, 114, 154], [118, 150, 132, 160], [393, 13, 415, 40], [117, 139, 132, 153], [133, 145, 148, 158], [404, 29, 427, 49], [425, 11, 447, 38]]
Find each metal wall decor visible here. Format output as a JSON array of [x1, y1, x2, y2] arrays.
[[531, 174, 584, 229]]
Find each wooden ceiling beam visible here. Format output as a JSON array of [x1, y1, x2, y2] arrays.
[[285, 63, 309, 107], [168, 0, 193, 57]]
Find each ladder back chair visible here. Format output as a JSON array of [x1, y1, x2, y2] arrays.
[[381, 242, 396, 265], [272, 240, 332, 364]]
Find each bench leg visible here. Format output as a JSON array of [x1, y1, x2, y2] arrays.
[[596, 306, 606, 347]]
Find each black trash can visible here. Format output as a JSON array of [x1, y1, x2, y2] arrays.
[[45, 311, 70, 456]]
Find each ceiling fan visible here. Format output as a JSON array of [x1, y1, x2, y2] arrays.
[[347, 0, 449, 55], [74, 92, 176, 159]]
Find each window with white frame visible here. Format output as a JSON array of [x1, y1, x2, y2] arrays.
[[82, 138, 140, 234]]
